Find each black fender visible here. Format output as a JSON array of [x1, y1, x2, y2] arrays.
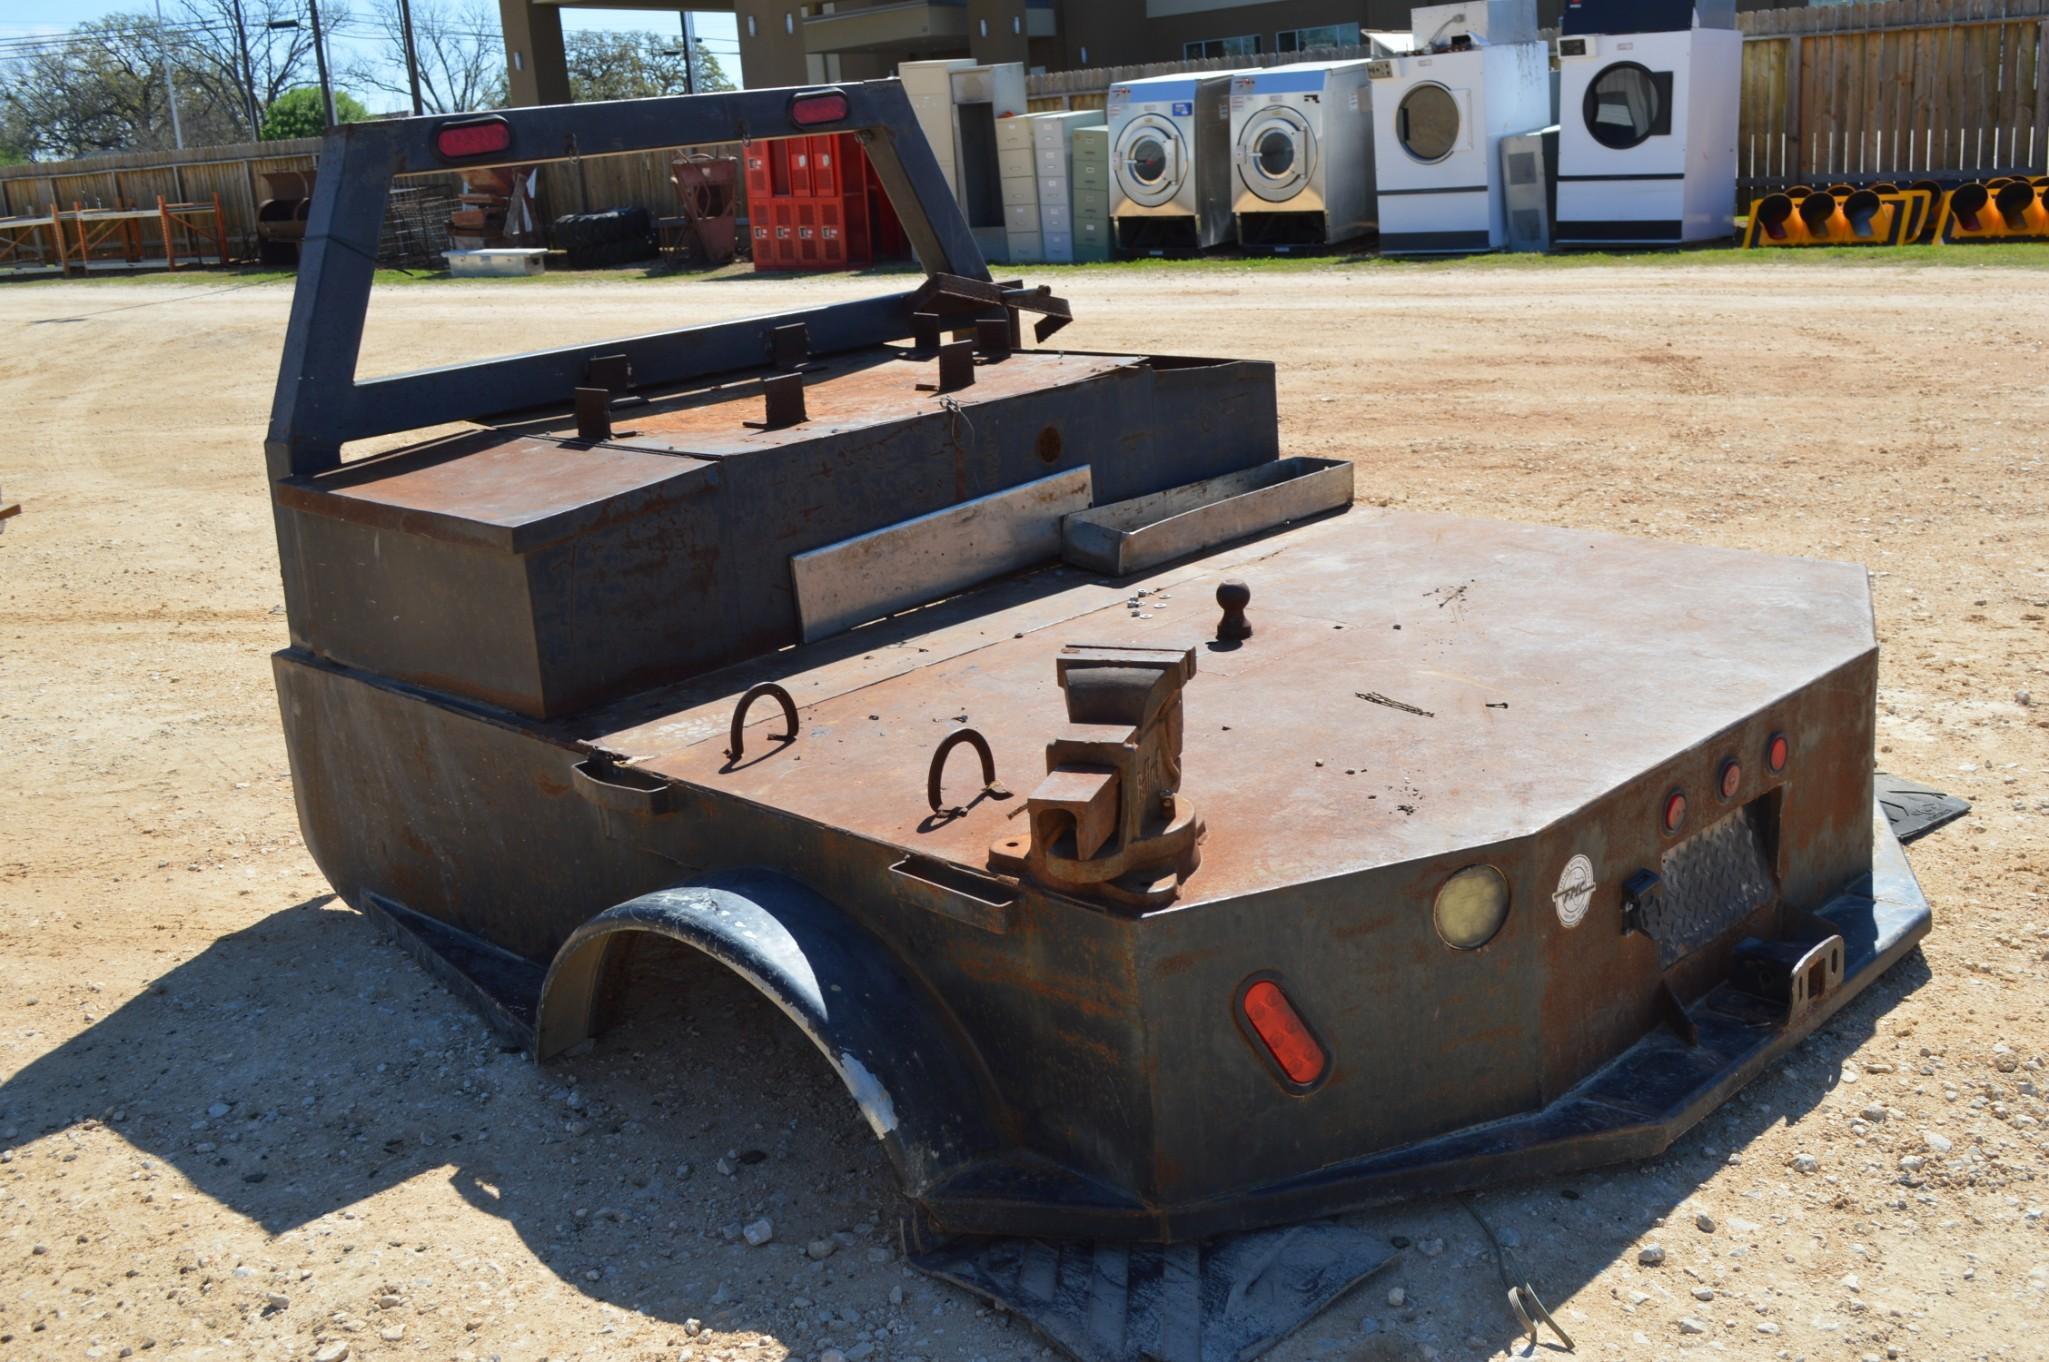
[[534, 868, 1001, 1196]]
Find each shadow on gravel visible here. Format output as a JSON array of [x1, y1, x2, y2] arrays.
[[0, 895, 1934, 1359], [0, 896, 930, 1352]]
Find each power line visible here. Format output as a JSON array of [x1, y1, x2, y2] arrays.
[[0, 12, 743, 57]]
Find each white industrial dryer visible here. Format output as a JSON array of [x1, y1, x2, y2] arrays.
[[1368, 1, 1552, 254], [1108, 71, 1245, 252], [1229, 60, 1379, 248], [1553, 0, 1742, 245]]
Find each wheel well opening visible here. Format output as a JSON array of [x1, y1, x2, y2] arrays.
[[548, 930, 899, 1208]]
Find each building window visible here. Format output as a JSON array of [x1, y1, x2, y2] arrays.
[[1183, 35, 1261, 59], [1277, 24, 1353, 53]]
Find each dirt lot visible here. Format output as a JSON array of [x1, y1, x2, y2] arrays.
[[2, 258, 2045, 1362]]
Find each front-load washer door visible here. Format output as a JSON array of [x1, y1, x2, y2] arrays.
[[1393, 82, 1472, 164], [1115, 114, 1186, 208], [1582, 62, 1675, 150], [1237, 106, 1316, 204]]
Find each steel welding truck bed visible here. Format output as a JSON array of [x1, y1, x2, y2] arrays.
[[264, 84, 1948, 1361]]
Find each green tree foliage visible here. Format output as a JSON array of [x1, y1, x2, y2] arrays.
[[565, 29, 735, 103], [260, 84, 369, 140]]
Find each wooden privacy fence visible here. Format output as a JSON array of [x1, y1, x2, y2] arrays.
[[1737, 0, 2049, 199], [0, 136, 731, 266], [0, 138, 322, 260]]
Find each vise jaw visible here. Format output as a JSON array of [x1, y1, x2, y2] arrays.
[[989, 644, 1205, 909]]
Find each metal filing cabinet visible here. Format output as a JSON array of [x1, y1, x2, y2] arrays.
[[997, 113, 1042, 262], [1071, 127, 1113, 260], [1029, 110, 1105, 262]]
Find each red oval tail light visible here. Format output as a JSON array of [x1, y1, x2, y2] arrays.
[[435, 116, 511, 161], [1240, 979, 1326, 1089], [790, 89, 851, 127]]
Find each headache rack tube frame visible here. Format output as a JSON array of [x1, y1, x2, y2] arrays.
[[263, 81, 990, 483]]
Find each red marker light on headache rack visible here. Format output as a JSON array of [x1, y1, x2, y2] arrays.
[[1767, 732, 1790, 773], [434, 116, 511, 161], [1240, 979, 1327, 1089], [1662, 788, 1688, 835], [789, 89, 850, 127]]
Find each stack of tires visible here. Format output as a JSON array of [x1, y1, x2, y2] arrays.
[[550, 207, 657, 268]]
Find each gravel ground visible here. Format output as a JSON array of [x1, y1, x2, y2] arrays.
[[0, 259, 2044, 1362]]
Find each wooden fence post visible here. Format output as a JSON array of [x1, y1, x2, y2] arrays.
[[2037, 17, 2049, 171], [1787, 33, 1805, 181]]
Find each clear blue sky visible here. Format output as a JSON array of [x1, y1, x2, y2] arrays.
[[0, 2, 746, 102]]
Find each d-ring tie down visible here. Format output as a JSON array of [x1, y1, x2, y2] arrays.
[[728, 682, 798, 761], [927, 727, 1008, 814]]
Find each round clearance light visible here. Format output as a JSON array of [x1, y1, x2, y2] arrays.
[[1433, 864, 1510, 951], [1767, 731, 1790, 774], [1718, 758, 1742, 801], [1662, 788, 1688, 836]]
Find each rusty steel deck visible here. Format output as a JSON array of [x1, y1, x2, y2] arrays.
[[588, 509, 1876, 906]]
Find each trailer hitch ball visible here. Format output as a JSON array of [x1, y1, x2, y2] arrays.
[[1215, 579, 1252, 641]]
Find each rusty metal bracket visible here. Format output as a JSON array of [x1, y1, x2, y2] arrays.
[[728, 681, 798, 761], [572, 386, 612, 443], [974, 316, 1013, 362], [927, 727, 1010, 814], [909, 272, 1073, 344], [1732, 933, 1847, 1024], [915, 338, 976, 394], [744, 372, 808, 430], [910, 311, 943, 352], [1620, 868, 1662, 936]]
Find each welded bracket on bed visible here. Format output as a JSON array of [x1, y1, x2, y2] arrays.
[[910, 272, 1076, 343]]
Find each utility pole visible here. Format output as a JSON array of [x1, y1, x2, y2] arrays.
[[154, 0, 185, 148], [680, 11, 696, 95], [397, 0, 425, 114], [307, 0, 337, 128], [231, 0, 262, 136]]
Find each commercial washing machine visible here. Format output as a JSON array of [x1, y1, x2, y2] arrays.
[[1368, 0, 1551, 254], [1108, 71, 1245, 252], [1554, 0, 1741, 245], [1230, 61, 1379, 248]]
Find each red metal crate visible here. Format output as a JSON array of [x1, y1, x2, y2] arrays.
[[748, 133, 906, 272]]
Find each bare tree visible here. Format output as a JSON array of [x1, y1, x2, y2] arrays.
[[172, 0, 353, 139], [347, 0, 503, 114], [0, 14, 243, 160]]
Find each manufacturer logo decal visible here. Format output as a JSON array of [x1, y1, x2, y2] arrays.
[[1172, 100, 1193, 116], [1553, 854, 1596, 929]]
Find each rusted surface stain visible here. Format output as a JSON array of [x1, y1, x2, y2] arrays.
[[627, 511, 1876, 906]]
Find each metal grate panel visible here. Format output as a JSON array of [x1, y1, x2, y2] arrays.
[[1645, 805, 1776, 968]]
